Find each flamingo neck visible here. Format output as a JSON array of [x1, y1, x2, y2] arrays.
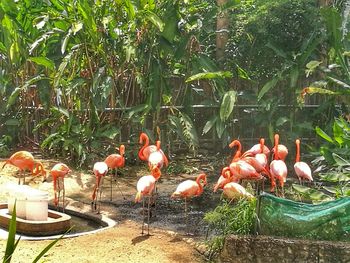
[[119, 145, 125, 157], [295, 139, 300, 163], [221, 167, 231, 179], [138, 133, 149, 160], [274, 134, 279, 160], [196, 173, 207, 191], [260, 138, 265, 153], [156, 140, 161, 150], [229, 140, 242, 161]]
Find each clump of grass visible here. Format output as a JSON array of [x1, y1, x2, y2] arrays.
[[204, 198, 257, 260]]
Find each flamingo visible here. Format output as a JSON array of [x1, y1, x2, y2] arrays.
[[50, 163, 71, 212], [270, 134, 288, 195], [222, 182, 254, 200], [148, 140, 168, 173], [213, 167, 238, 192], [171, 173, 207, 233], [229, 139, 243, 162], [271, 138, 288, 161], [241, 138, 270, 158], [91, 161, 109, 213], [138, 133, 168, 165], [104, 144, 126, 200], [294, 139, 313, 184], [135, 175, 156, 235], [2, 151, 47, 184]]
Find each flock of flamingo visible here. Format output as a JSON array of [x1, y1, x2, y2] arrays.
[[1, 132, 313, 235]]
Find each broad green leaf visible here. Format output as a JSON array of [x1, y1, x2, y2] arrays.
[[5, 119, 19, 126], [276, 117, 289, 127], [28, 57, 55, 70], [258, 77, 279, 101], [292, 184, 311, 194], [99, 127, 120, 140], [145, 11, 164, 32], [202, 115, 218, 135], [319, 172, 350, 182], [322, 186, 338, 194], [61, 30, 71, 54], [216, 119, 225, 139], [126, 104, 149, 119], [236, 65, 251, 80], [332, 153, 350, 167], [315, 126, 334, 143], [185, 71, 232, 83], [220, 90, 237, 121]]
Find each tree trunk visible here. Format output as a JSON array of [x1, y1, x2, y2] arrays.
[[216, 0, 229, 65]]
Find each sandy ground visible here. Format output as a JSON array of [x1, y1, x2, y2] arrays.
[[0, 156, 219, 263]]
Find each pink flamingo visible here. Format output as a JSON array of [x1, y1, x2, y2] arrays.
[[271, 137, 288, 161], [50, 163, 71, 212], [294, 139, 313, 184], [104, 144, 126, 200], [2, 150, 47, 184], [270, 134, 288, 195], [91, 161, 109, 213], [229, 139, 243, 162], [222, 182, 254, 200], [213, 167, 239, 192], [241, 138, 270, 158], [148, 140, 168, 173], [138, 133, 168, 166], [135, 175, 156, 235], [171, 173, 207, 232]]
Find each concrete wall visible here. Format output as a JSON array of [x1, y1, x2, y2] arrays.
[[220, 235, 350, 263]]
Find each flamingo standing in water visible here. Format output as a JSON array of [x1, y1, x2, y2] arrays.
[[2, 151, 47, 184], [135, 175, 156, 235], [270, 134, 288, 195], [294, 139, 313, 184], [91, 161, 109, 213], [50, 163, 71, 212], [171, 173, 207, 233], [104, 145, 126, 200]]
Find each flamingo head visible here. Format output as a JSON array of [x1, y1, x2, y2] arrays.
[[196, 173, 207, 186], [139, 132, 148, 144], [156, 140, 161, 150], [221, 166, 231, 179], [119, 145, 125, 156], [229, 140, 240, 149], [151, 166, 161, 180]]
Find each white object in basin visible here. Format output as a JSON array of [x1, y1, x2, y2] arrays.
[[25, 188, 48, 221]]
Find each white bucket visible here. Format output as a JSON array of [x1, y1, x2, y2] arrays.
[[7, 184, 30, 219], [25, 189, 48, 221]]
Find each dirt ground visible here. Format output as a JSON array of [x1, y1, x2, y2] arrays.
[[0, 155, 222, 263]]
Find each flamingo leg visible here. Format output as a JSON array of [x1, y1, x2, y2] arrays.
[[57, 189, 61, 211], [110, 170, 113, 201], [185, 197, 188, 234], [142, 197, 145, 235], [62, 179, 65, 213], [98, 176, 104, 213], [114, 168, 126, 200], [147, 195, 151, 235]]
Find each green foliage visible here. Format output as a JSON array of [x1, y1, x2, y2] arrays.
[[204, 198, 256, 259], [315, 117, 350, 165]]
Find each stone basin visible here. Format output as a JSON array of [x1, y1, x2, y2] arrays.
[[0, 203, 71, 236]]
